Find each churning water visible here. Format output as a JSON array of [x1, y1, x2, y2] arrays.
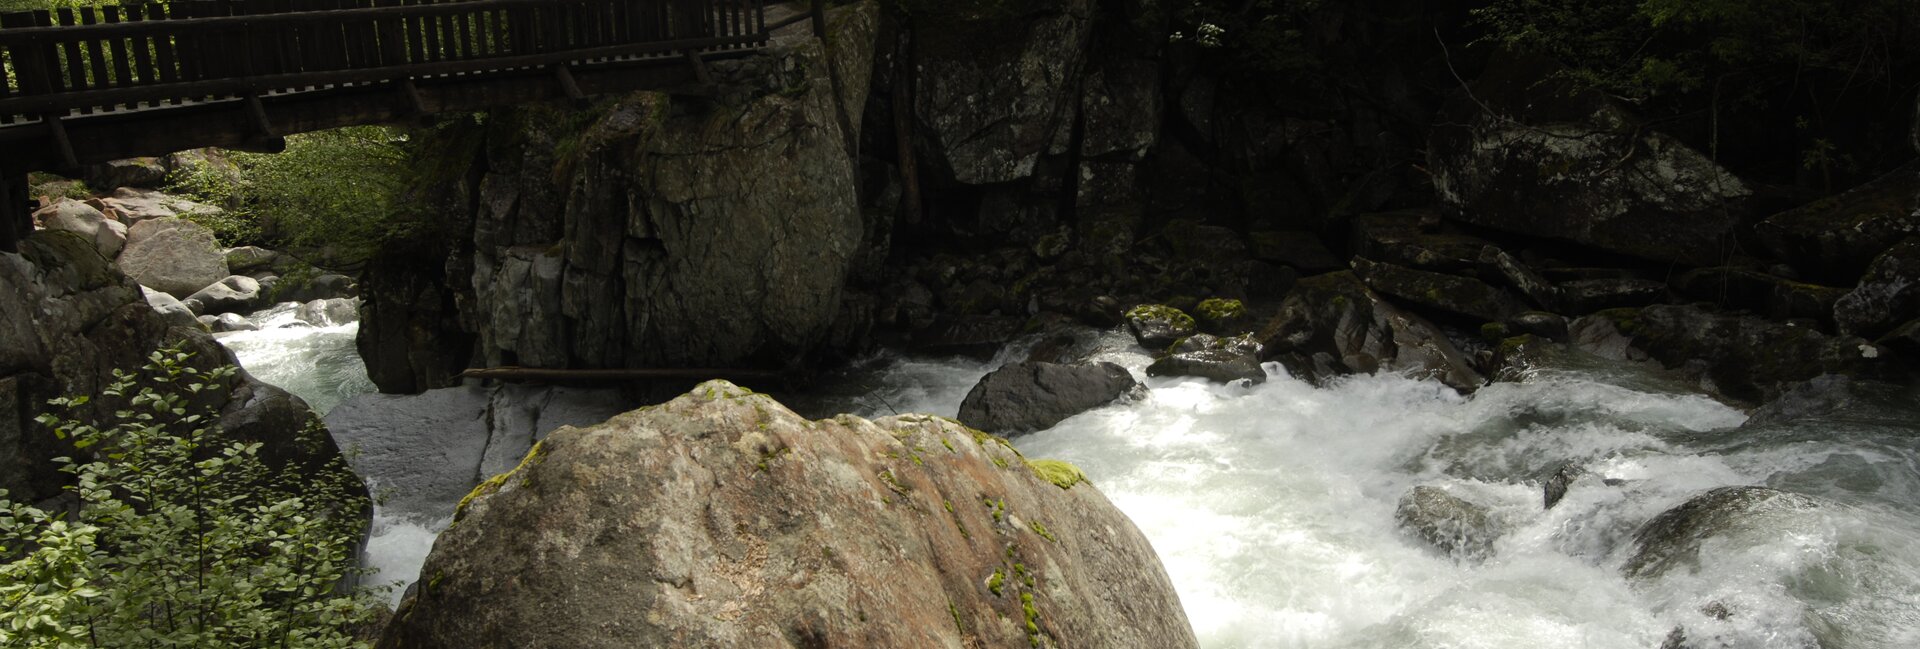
[[215, 302, 375, 416], [227, 320, 1920, 647]]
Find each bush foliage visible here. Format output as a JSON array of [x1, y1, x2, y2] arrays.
[[0, 348, 380, 648]]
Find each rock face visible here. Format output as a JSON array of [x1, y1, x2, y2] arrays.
[[1396, 486, 1503, 560], [1833, 237, 1920, 340], [1352, 257, 1526, 322], [956, 361, 1140, 435], [325, 383, 631, 518], [0, 231, 364, 510], [1259, 271, 1484, 392], [1624, 487, 1823, 580], [116, 217, 228, 298], [82, 157, 169, 190], [1428, 64, 1754, 265], [378, 381, 1197, 649], [366, 1, 880, 391], [911, 0, 1092, 184], [35, 200, 125, 260]]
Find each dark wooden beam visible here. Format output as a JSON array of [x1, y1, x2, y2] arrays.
[[0, 55, 720, 174], [0, 174, 27, 254]]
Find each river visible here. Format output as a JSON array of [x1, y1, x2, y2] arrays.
[[223, 315, 1920, 648]]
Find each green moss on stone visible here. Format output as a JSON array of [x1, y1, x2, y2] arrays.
[[453, 440, 547, 523], [1196, 298, 1246, 321], [1025, 459, 1087, 489], [987, 569, 1006, 596], [1125, 304, 1197, 331]]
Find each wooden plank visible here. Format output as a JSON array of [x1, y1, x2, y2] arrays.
[[79, 8, 110, 90], [403, 0, 426, 65], [55, 9, 84, 94], [453, 5, 475, 59], [102, 7, 133, 88]]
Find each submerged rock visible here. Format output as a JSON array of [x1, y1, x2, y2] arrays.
[[1146, 333, 1266, 384], [377, 381, 1197, 649], [956, 361, 1140, 435], [1396, 486, 1503, 561], [1624, 486, 1823, 580]]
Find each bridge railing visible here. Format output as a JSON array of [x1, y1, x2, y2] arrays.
[[0, 0, 768, 126]]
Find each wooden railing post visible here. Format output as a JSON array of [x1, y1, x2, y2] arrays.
[[1, 174, 28, 254], [809, 0, 824, 38]]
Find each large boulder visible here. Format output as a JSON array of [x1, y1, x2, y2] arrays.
[[377, 381, 1198, 649], [295, 297, 360, 327], [1258, 271, 1484, 392], [911, 0, 1093, 184], [1570, 305, 1890, 404], [1429, 63, 1755, 265], [1673, 267, 1847, 324], [183, 274, 263, 316], [1124, 304, 1197, 349], [1833, 237, 1920, 340], [956, 361, 1141, 435], [1350, 210, 1493, 275], [116, 217, 228, 298], [97, 187, 223, 223], [1396, 486, 1504, 561], [223, 245, 283, 275], [140, 286, 200, 330], [1752, 160, 1920, 283], [1146, 333, 1266, 384]]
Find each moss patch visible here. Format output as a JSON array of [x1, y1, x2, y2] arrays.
[[1126, 303, 1197, 331], [453, 440, 547, 523], [1025, 459, 1087, 490], [1196, 298, 1246, 321]]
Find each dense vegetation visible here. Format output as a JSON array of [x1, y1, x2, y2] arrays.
[[0, 349, 380, 648]]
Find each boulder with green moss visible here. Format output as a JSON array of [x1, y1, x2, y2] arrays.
[[1125, 303, 1197, 349], [379, 381, 1197, 649]]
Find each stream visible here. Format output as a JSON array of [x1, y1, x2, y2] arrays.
[[223, 318, 1920, 648]]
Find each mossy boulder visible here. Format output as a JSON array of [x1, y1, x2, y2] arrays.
[[1674, 267, 1848, 325], [1193, 297, 1248, 334], [1125, 304, 1197, 349], [378, 381, 1197, 649]]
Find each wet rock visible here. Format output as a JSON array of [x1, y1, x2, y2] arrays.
[[1192, 298, 1249, 334], [116, 217, 227, 298], [183, 275, 262, 316], [1624, 486, 1823, 580], [1752, 159, 1920, 283], [294, 297, 361, 327], [1833, 237, 1920, 340], [140, 287, 200, 330], [1541, 462, 1623, 509], [1674, 267, 1848, 324], [1352, 257, 1527, 322], [1147, 334, 1266, 384], [1396, 486, 1503, 560], [208, 313, 256, 332], [1553, 278, 1668, 315], [82, 157, 168, 190], [1258, 271, 1484, 392], [1429, 62, 1754, 265], [1126, 304, 1197, 349], [325, 383, 631, 519], [956, 361, 1141, 435], [356, 247, 471, 394], [1746, 374, 1920, 427], [34, 200, 125, 260], [1570, 305, 1887, 404], [376, 381, 1198, 649]]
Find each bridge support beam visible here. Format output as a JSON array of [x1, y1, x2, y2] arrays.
[[1, 175, 29, 254]]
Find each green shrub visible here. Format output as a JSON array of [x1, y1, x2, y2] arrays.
[[0, 347, 380, 648]]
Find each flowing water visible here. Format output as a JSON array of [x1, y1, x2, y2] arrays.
[[225, 321, 1920, 648], [215, 302, 375, 416]]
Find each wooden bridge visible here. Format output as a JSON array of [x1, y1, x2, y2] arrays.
[[0, 0, 820, 251]]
